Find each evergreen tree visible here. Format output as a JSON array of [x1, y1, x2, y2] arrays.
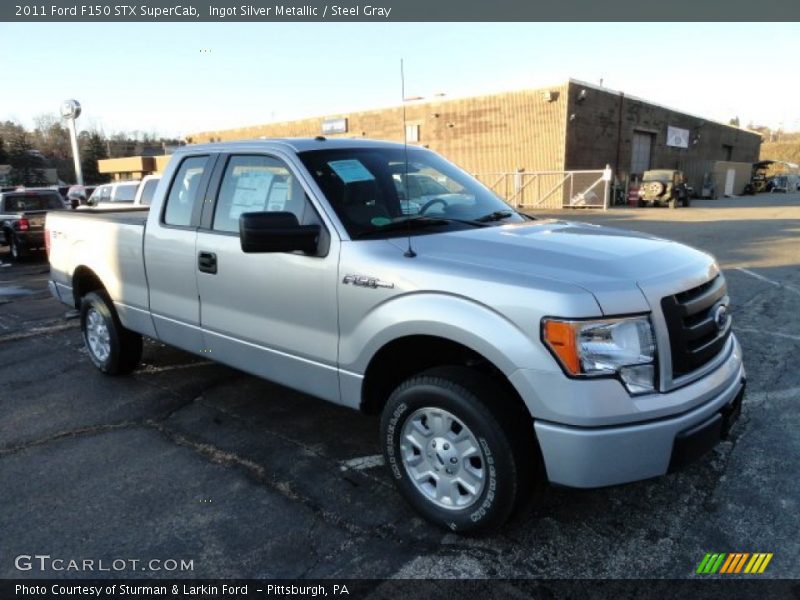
[[80, 131, 110, 185], [7, 131, 46, 186]]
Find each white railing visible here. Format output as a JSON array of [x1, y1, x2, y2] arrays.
[[475, 168, 611, 210]]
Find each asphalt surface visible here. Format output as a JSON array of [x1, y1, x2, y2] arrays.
[[0, 194, 798, 580]]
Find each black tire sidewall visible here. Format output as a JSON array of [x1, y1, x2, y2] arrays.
[[80, 291, 124, 374], [10, 234, 22, 260], [381, 376, 519, 533]]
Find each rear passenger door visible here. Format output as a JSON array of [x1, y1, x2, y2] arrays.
[[144, 154, 215, 354], [194, 152, 341, 403]]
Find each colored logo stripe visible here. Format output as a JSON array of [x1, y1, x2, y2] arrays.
[[696, 553, 773, 574], [745, 553, 773, 574]]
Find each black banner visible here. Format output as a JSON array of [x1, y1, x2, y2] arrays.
[[3, 0, 800, 22], [2, 579, 800, 600]]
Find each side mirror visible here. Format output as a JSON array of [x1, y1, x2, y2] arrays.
[[240, 211, 320, 254]]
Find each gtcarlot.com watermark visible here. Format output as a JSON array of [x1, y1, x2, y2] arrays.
[[15, 554, 194, 573]]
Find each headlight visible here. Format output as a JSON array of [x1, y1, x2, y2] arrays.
[[542, 316, 656, 394]]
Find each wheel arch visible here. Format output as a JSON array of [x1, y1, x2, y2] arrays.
[[360, 334, 533, 425], [72, 265, 107, 309]]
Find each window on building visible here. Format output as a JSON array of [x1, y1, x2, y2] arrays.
[[722, 145, 733, 161], [405, 124, 420, 143]]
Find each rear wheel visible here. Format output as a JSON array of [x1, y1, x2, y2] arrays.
[[80, 291, 142, 375], [381, 366, 536, 533], [8, 233, 25, 261]]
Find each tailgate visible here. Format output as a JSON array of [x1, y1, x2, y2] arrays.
[[22, 210, 49, 230]]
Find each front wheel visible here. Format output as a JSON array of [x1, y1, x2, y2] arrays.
[[381, 366, 536, 533], [80, 291, 143, 375]]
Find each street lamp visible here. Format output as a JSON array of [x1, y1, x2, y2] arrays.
[[60, 99, 83, 186]]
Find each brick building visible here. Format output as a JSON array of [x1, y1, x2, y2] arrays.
[[188, 79, 761, 198]]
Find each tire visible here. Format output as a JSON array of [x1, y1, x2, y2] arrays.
[[682, 196, 691, 207], [380, 366, 536, 533], [9, 233, 25, 261], [80, 291, 143, 375]]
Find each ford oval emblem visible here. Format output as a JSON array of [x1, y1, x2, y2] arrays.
[[714, 305, 729, 331]]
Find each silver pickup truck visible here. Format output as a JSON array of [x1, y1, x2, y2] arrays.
[[47, 138, 745, 532]]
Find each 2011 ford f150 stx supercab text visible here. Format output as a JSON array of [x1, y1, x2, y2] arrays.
[[47, 139, 745, 532]]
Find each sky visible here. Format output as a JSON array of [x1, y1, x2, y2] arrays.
[[1, 22, 799, 138]]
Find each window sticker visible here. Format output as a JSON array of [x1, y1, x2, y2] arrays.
[[328, 159, 375, 183], [266, 181, 288, 212], [229, 171, 273, 219]]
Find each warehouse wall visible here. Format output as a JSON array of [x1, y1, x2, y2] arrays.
[[189, 85, 569, 175], [563, 81, 762, 191]]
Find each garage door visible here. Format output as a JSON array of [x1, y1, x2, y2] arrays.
[[631, 132, 654, 176]]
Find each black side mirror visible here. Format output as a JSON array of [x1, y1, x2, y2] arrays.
[[240, 211, 320, 254]]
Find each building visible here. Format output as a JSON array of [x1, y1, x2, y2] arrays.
[[97, 155, 172, 181], [188, 79, 762, 205]]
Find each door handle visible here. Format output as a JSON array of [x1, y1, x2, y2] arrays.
[[198, 251, 217, 274]]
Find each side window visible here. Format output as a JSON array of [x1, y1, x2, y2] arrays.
[[139, 179, 159, 206], [212, 155, 315, 233], [99, 186, 111, 202], [164, 156, 208, 227]]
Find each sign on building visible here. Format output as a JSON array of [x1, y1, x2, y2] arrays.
[[322, 117, 348, 135], [667, 126, 690, 149]]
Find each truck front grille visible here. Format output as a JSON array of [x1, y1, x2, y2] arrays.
[[661, 274, 731, 379]]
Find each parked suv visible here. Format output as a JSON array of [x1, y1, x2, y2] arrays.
[[81, 181, 140, 209], [638, 170, 690, 208], [0, 189, 66, 259]]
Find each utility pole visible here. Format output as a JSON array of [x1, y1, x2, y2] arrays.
[[60, 99, 83, 186]]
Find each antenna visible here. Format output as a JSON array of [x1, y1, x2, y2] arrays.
[[401, 58, 416, 258]]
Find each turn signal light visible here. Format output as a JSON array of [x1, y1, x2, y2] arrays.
[[543, 320, 580, 375]]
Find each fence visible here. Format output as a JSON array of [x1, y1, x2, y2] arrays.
[[475, 169, 611, 210]]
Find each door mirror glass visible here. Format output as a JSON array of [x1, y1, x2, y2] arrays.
[[240, 211, 320, 254]]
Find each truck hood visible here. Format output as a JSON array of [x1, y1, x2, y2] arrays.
[[389, 220, 715, 314]]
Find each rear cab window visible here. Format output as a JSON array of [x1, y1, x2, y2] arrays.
[[113, 183, 139, 202], [139, 179, 159, 206], [163, 156, 209, 227], [2, 192, 64, 211]]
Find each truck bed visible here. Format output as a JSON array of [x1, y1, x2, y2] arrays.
[[55, 207, 149, 227], [46, 208, 150, 316]]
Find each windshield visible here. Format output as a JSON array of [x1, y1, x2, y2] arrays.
[[3, 192, 64, 211], [642, 170, 673, 182], [297, 147, 523, 239]]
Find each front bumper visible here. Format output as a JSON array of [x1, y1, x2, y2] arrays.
[[532, 346, 745, 488]]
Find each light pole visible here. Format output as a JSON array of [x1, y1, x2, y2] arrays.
[[60, 99, 83, 186]]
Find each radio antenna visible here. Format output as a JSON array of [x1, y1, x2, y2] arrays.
[[401, 58, 416, 258]]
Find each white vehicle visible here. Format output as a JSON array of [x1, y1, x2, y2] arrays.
[[80, 180, 141, 210], [133, 175, 161, 206]]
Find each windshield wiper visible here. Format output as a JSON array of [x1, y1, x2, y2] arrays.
[[353, 217, 453, 239], [473, 210, 515, 223]]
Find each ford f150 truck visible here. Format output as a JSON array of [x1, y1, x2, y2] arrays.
[[46, 139, 745, 532]]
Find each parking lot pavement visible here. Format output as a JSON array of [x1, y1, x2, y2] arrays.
[[1, 194, 798, 580]]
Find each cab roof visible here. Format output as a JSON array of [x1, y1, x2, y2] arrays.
[[177, 137, 413, 155]]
